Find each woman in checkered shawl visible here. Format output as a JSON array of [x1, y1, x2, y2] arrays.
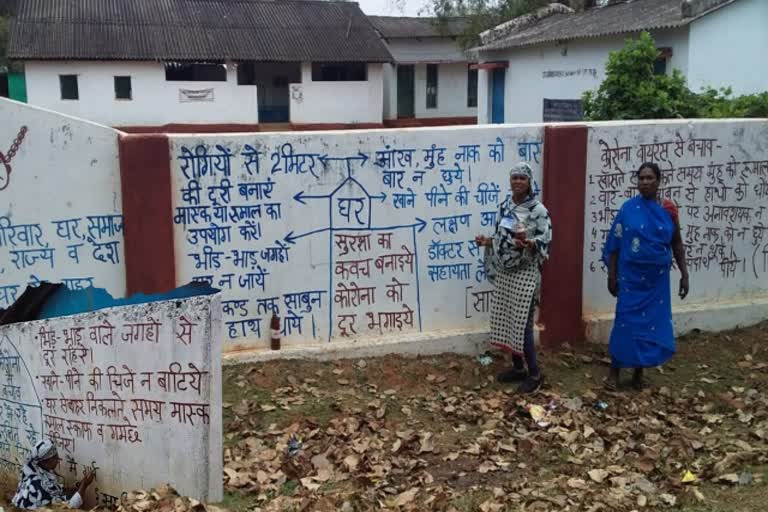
[[475, 162, 552, 394]]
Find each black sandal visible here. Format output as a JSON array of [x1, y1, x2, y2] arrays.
[[497, 367, 528, 383], [517, 375, 543, 394]]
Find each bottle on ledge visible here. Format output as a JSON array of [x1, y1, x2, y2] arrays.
[[270, 313, 281, 351]]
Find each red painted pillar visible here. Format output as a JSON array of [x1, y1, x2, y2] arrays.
[[539, 124, 589, 347], [118, 133, 176, 295]]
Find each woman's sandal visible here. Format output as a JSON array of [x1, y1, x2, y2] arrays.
[[604, 368, 620, 391]]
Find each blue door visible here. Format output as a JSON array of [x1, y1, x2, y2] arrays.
[[491, 68, 505, 124]]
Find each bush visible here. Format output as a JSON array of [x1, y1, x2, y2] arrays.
[[582, 32, 768, 121]]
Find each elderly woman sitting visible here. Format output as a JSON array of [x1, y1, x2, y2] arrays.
[[12, 440, 95, 510]]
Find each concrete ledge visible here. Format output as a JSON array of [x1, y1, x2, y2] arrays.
[[223, 329, 491, 365], [586, 297, 768, 343]]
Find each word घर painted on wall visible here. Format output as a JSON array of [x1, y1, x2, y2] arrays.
[[0, 294, 222, 503], [170, 129, 545, 346], [584, 122, 768, 312]]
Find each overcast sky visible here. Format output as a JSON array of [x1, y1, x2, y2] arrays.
[[356, 0, 429, 17]]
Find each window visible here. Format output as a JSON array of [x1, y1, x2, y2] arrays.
[[114, 76, 132, 100], [654, 47, 673, 76], [426, 64, 438, 109], [59, 75, 79, 100], [467, 66, 478, 108], [237, 62, 257, 85], [311, 62, 367, 81], [165, 62, 227, 82]]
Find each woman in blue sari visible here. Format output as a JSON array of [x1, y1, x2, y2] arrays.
[[602, 162, 689, 390]]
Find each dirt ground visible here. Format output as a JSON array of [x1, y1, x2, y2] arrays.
[[220, 323, 768, 511], [1, 324, 767, 512]]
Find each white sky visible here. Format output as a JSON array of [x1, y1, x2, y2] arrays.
[[355, 0, 430, 17]]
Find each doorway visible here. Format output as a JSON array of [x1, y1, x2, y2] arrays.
[[491, 68, 505, 124], [238, 62, 301, 123], [396, 65, 415, 118]]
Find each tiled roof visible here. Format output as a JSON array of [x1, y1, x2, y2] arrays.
[[368, 15, 470, 39], [475, 0, 735, 52], [9, 0, 393, 62]]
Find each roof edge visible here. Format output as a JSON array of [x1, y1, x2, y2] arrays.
[[479, 2, 574, 45]]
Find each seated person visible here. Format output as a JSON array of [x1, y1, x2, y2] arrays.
[[12, 440, 95, 510]]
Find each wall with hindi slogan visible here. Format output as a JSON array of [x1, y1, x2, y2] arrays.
[[582, 119, 768, 340], [168, 127, 545, 350], [0, 98, 127, 310], [0, 294, 223, 504]]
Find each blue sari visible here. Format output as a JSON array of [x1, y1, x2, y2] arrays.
[[602, 196, 676, 368]]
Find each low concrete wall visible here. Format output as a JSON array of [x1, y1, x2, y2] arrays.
[[0, 294, 223, 504]]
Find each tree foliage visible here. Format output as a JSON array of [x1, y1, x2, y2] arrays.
[[583, 31, 768, 120], [0, 0, 16, 70]]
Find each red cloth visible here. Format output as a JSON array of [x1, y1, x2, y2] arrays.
[[661, 199, 679, 224]]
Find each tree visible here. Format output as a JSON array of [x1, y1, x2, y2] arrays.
[[0, 0, 17, 71], [426, 0, 584, 49], [582, 31, 768, 120]]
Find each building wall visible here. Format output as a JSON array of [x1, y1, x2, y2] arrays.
[[169, 126, 544, 350], [289, 63, 384, 124], [383, 62, 477, 120], [380, 40, 477, 121], [582, 119, 768, 340], [23, 61, 259, 127], [414, 62, 477, 119], [0, 294, 223, 503], [479, 28, 689, 124], [0, 98, 126, 309], [383, 63, 396, 120], [688, 0, 768, 95]]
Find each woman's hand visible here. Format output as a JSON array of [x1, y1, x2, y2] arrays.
[[514, 239, 535, 251], [474, 235, 491, 247], [607, 273, 618, 297], [77, 468, 96, 494], [679, 274, 689, 299]]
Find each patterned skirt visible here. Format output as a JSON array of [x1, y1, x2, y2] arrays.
[[489, 263, 540, 355]]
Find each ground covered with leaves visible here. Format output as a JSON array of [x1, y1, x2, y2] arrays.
[[221, 323, 768, 511]]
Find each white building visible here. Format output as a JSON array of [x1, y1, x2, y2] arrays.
[[369, 16, 478, 126], [472, 0, 768, 124], [7, 0, 393, 129]]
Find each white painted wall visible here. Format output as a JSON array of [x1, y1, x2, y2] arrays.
[[290, 63, 384, 124], [0, 294, 222, 503], [169, 126, 545, 351], [477, 68, 490, 125], [414, 62, 478, 119], [380, 40, 477, 121], [478, 28, 689, 124], [383, 63, 396, 120], [23, 61, 259, 127], [383, 62, 478, 120], [582, 119, 768, 338], [0, 98, 126, 309], [688, 0, 768, 95]]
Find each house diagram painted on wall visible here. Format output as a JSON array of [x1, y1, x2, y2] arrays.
[[282, 154, 427, 340]]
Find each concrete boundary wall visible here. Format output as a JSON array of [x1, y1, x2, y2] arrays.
[[4, 97, 767, 352]]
